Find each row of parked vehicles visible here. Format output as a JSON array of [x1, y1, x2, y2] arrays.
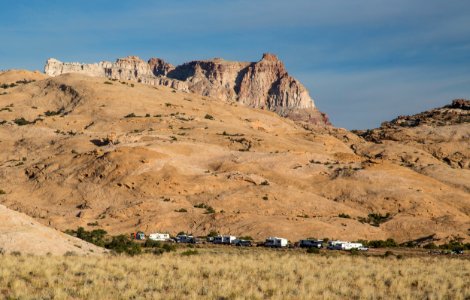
[[131, 232, 369, 250]]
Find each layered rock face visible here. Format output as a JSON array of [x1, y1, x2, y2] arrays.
[[45, 54, 327, 124]]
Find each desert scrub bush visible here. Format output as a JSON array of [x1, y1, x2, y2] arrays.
[[104, 81, 113, 85], [44, 109, 62, 116], [362, 239, 398, 248], [0, 189, 6, 195], [106, 235, 142, 256], [307, 247, 320, 254], [358, 212, 392, 227], [65, 227, 108, 247], [13, 117, 33, 126], [204, 114, 214, 120], [181, 250, 198, 256], [175, 208, 187, 213], [124, 113, 137, 118], [338, 213, 351, 219], [194, 203, 215, 214]]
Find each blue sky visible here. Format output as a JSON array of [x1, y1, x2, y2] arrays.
[[1, 0, 469, 129]]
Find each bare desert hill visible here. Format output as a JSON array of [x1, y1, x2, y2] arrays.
[[0, 70, 469, 244], [0, 204, 105, 255]]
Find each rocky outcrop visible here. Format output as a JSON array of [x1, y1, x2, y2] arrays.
[[353, 100, 470, 169], [45, 54, 328, 124]]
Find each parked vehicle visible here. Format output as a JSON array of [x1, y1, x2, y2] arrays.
[[131, 231, 146, 240], [327, 240, 348, 250], [265, 237, 288, 248], [234, 239, 252, 247], [175, 234, 195, 243], [213, 235, 237, 245], [148, 233, 171, 241], [328, 240, 364, 250], [299, 239, 323, 248]]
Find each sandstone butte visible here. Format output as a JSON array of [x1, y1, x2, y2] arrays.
[[44, 54, 330, 125], [0, 56, 469, 254]]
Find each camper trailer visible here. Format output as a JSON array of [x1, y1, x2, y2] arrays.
[[265, 237, 288, 248], [213, 235, 237, 245], [148, 233, 171, 242], [328, 240, 364, 250]]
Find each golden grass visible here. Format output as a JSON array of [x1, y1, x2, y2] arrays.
[[0, 248, 469, 299]]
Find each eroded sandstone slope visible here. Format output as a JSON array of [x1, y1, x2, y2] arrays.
[[0, 71, 468, 244]]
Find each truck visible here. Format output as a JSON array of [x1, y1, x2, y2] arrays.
[[175, 234, 196, 243], [265, 237, 289, 248], [213, 235, 237, 245], [299, 239, 323, 248], [148, 233, 171, 241]]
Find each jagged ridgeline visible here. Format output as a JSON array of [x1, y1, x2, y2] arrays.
[[44, 54, 329, 125]]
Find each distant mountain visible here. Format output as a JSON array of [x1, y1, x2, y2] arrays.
[[45, 54, 329, 125]]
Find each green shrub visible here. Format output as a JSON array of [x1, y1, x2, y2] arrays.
[[207, 231, 218, 237], [44, 109, 62, 117], [124, 113, 137, 118], [307, 247, 320, 254], [358, 213, 392, 227], [349, 248, 359, 256], [14, 117, 32, 126], [65, 227, 107, 247], [204, 206, 215, 214], [181, 250, 198, 256], [106, 235, 142, 256], [367, 239, 398, 248], [423, 243, 438, 249], [194, 203, 215, 214], [384, 250, 394, 257], [144, 240, 162, 248], [162, 243, 177, 252]]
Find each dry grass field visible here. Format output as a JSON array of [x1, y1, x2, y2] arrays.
[[0, 248, 469, 300]]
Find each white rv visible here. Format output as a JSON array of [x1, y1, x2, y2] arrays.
[[148, 233, 171, 241], [328, 240, 364, 250], [265, 237, 289, 248], [213, 235, 237, 244]]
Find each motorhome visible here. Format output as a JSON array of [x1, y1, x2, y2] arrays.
[[265, 237, 289, 248], [148, 233, 171, 241]]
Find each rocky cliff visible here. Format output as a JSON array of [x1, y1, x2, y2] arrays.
[[45, 54, 328, 124]]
